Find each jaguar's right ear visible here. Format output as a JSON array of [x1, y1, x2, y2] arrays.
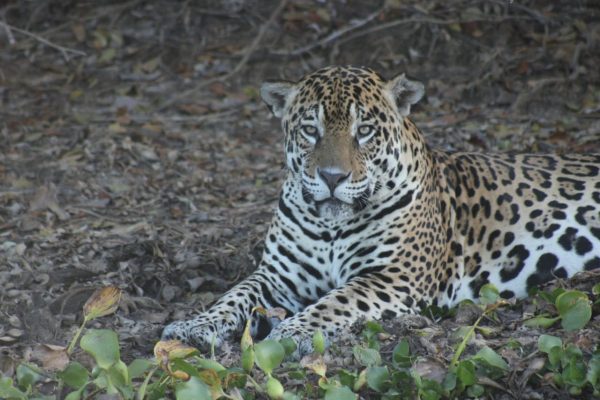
[[260, 80, 296, 118]]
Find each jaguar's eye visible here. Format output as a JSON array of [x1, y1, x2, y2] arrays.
[[357, 125, 375, 141], [301, 125, 319, 140]]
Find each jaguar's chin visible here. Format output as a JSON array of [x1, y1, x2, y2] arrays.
[[316, 198, 354, 219]]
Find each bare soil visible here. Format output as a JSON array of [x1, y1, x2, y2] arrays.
[[1, 1, 599, 398]]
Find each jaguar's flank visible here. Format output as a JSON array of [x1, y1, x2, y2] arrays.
[[163, 66, 600, 357]]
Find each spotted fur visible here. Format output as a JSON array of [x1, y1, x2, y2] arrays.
[[163, 66, 600, 356]]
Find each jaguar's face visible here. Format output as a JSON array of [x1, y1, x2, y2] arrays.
[[261, 66, 424, 218]]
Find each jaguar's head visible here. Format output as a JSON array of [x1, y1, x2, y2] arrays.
[[261, 66, 424, 219]]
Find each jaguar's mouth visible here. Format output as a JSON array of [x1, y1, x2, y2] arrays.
[[316, 198, 354, 219]]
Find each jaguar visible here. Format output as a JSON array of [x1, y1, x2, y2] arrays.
[[163, 65, 600, 356]]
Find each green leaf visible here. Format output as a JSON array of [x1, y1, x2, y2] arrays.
[[565, 343, 583, 359], [418, 378, 443, 400], [255, 340, 285, 375], [366, 366, 389, 392], [392, 339, 411, 368], [562, 358, 587, 387], [136, 365, 160, 400], [352, 346, 381, 367], [555, 291, 592, 331], [282, 392, 301, 400], [0, 377, 27, 400], [466, 383, 484, 397], [451, 325, 472, 341], [16, 363, 42, 391], [592, 283, 600, 296], [539, 287, 565, 303], [338, 369, 356, 388], [538, 334, 562, 354], [479, 284, 500, 305], [548, 347, 563, 368], [80, 329, 120, 369], [288, 369, 305, 380], [474, 325, 495, 336], [64, 386, 86, 400], [60, 362, 89, 389], [523, 315, 560, 328], [587, 354, 600, 387], [420, 389, 442, 400], [313, 330, 326, 355], [456, 360, 476, 386], [241, 346, 255, 373], [324, 386, 356, 400], [128, 358, 153, 380], [175, 376, 211, 400], [569, 386, 582, 396], [196, 358, 226, 372], [442, 371, 457, 392], [279, 338, 297, 356], [266, 376, 284, 399], [172, 359, 201, 379], [107, 359, 130, 389], [410, 368, 422, 387], [363, 321, 385, 347], [472, 347, 508, 370]]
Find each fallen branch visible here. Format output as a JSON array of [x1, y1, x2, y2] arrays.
[[273, 14, 534, 57], [1, 19, 15, 45], [270, 7, 384, 57], [335, 15, 533, 48], [0, 20, 86, 60], [157, 0, 288, 111]]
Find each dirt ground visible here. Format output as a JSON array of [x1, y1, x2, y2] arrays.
[[1, 0, 599, 397]]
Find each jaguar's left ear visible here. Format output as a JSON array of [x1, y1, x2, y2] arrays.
[[386, 73, 424, 117], [260, 80, 296, 118]]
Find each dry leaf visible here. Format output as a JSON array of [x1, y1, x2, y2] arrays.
[[29, 184, 69, 221], [209, 82, 227, 96], [241, 319, 253, 350], [83, 286, 122, 321], [32, 344, 69, 371], [71, 23, 86, 42], [109, 221, 150, 236], [300, 353, 326, 377], [154, 340, 198, 362]]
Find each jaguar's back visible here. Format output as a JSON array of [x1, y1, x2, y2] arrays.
[[434, 151, 600, 306]]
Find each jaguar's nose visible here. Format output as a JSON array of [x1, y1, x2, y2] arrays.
[[318, 168, 351, 193]]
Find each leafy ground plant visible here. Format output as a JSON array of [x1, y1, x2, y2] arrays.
[[1, 282, 599, 399], [525, 287, 593, 331]]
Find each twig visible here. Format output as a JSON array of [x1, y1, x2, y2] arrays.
[[496, 0, 547, 25], [0, 21, 86, 60], [273, 14, 534, 58], [270, 7, 384, 57], [29, 0, 143, 39], [157, 0, 288, 111], [336, 15, 532, 48], [1, 20, 15, 45]]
